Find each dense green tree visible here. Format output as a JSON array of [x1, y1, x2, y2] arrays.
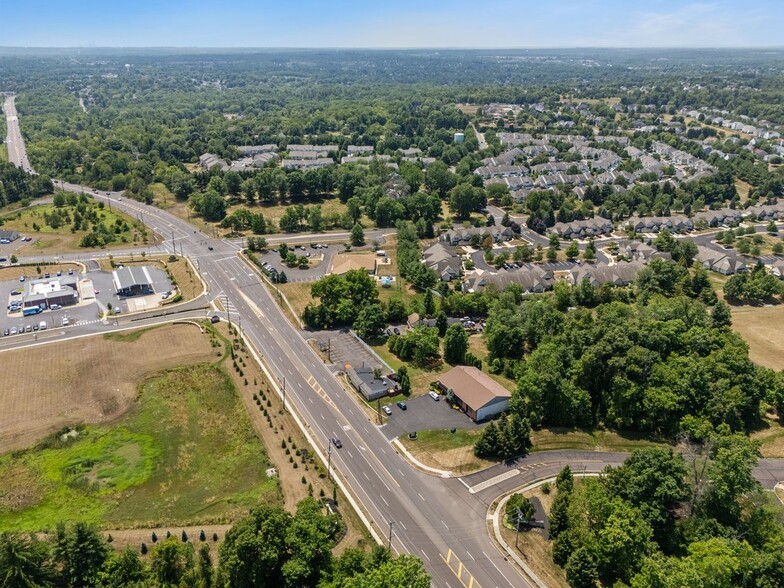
[[354, 304, 387, 340], [443, 323, 468, 365], [350, 223, 365, 246], [54, 523, 109, 588], [0, 533, 54, 588], [448, 183, 486, 220]]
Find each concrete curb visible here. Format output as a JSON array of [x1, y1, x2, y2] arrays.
[[489, 474, 602, 588], [391, 438, 453, 478], [235, 323, 384, 547], [237, 252, 303, 329]]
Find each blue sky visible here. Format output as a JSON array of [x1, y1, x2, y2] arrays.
[[1, 0, 782, 48]]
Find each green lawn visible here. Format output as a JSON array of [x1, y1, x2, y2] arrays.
[[0, 363, 280, 531], [0, 198, 152, 251]]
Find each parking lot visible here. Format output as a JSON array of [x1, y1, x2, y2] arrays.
[[381, 393, 483, 439], [255, 243, 337, 283], [1, 264, 173, 339], [309, 328, 391, 373]]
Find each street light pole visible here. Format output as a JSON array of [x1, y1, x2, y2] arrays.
[[282, 377, 286, 412], [327, 439, 332, 482], [388, 521, 394, 551]]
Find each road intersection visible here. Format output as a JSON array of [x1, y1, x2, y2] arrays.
[[5, 98, 784, 588]]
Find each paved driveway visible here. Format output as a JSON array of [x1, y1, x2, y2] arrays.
[[382, 393, 482, 439], [308, 328, 391, 373]]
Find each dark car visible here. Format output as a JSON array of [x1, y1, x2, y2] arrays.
[[210, 315, 220, 324], [396, 401, 407, 411], [2, 329, 8, 337], [331, 438, 343, 449], [207, 246, 213, 251]]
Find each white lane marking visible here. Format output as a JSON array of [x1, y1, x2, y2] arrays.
[[465, 550, 474, 560], [483, 551, 516, 588], [420, 549, 430, 562], [441, 519, 448, 530], [380, 495, 389, 507], [363, 471, 369, 480], [418, 492, 425, 501]]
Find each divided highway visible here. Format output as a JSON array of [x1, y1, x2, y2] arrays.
[[6, 99, 784, 588]]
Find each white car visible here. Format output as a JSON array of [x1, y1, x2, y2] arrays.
[[382, 405, 392, 415], [428, 391, 440, 401], [62, 317, 69, 326]]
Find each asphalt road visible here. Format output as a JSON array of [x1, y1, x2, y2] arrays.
[[36, 183, 521, 588], [3, 94, 33, 172], [7, 106, 784, 588]]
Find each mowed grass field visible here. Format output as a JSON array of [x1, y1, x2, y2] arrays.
[[1, 201, 158, 254], [0, 327, 279, 531]]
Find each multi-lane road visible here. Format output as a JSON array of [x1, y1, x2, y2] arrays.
[[6, 98, 784, 588], [3, 94, 33, 172]]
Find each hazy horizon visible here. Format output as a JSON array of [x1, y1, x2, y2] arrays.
[[2, 0, 783, 49]]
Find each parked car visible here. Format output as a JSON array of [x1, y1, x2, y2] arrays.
[[10, 327, 16, 335], [396, 401, 408, 411], [393, 327, 400, 335], [50, 304, 61, 310], [19, 275, 25, 282], [331, 438, 343, 449], [382, 405, 392, 415], [428, 391, 440, 401], [2, 329, 8, 337]]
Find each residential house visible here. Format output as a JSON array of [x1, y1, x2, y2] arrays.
[[550, 217, 613, 239]]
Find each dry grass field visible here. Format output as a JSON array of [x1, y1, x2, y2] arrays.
[[0, 324, 216, 454], [730, 304, 784, 370], [500, 485, 568, 588]]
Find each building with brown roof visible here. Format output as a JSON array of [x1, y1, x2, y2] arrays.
[[329, 253, 377, 276], [436, 366, 512, 421]]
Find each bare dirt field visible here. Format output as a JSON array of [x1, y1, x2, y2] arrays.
[[0, 323, 216, 453], [730, 304, 784, 370]]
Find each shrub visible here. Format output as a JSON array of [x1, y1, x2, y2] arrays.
[[140, 543, 147, 555]]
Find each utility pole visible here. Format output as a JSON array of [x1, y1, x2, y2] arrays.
[[377, 399, 382, 424], [327, 439, 333, 482], [387, 521, 394, 551], [514, 508, 524, 548]]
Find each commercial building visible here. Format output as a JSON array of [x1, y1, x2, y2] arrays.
[[24, 276, 79, 309], [437, 366, 512, 422], [347, 366, 396, 401], [113, 266, 155, 297]]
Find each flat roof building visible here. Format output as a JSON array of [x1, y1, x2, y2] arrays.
[[113, 266, 154, 297], [437, 366, 512, 422], [24, 276, 79, 309]]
